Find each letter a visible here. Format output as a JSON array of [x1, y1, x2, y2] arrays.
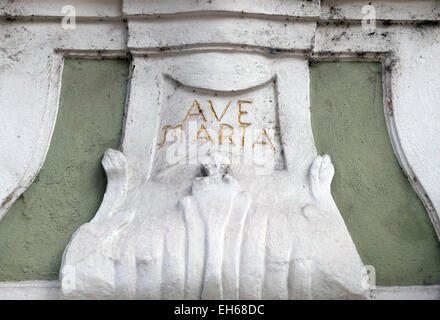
[[183, 100, 207, 123], [253, 128, 276, 151]]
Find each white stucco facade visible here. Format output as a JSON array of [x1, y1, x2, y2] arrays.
[[0, 0, 439, 299]]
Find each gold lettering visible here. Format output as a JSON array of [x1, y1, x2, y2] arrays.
[[183, 100, 207, 123], [253, 128, 276, 151], [219, 123, 235, 145], [195, 124, 214, 144], [237, 100, 252, 126], [240, 125, 249, 147], [208, 100, 231, 122], [157, 124, 183, 147]]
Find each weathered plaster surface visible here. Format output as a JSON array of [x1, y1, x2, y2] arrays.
[[0, 20, 126, 222], [314, 22, 440, 240], [311, 61, 440, 286], [127, 18, 316, 51], [321, 0, 440, 21], [123, 0, 321, 17], [0, 59, 128, 280], [0, 0, 122, 18]]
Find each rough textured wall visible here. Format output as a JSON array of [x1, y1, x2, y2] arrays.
[[0, 59, 129, 281], [310, 61, 440, 286]]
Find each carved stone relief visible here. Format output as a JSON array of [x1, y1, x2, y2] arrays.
[[60, 51, 367, 299]]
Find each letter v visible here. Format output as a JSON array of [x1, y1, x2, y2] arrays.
[[208, 100, 231, 122]]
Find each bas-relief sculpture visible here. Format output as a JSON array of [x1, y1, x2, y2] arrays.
[[60, 51, 368, 299], [61, 150, 367, 299]]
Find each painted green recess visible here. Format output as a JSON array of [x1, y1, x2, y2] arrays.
[[310, 61, 440, 286], [0, 58, 129, 281]]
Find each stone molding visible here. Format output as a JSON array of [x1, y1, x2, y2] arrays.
[[0, 280, 439, 300], [2, 1, 439, 21]]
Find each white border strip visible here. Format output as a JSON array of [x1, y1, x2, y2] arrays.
[[0, 281, 439, 300], [0, 281, 61, 300], [370, 285, 440, 300]]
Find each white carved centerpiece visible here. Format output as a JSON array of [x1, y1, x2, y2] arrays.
[[61, 1, 367, 299]]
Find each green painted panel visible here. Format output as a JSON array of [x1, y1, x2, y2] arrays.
[[0, 58, 129, 281], [310, 61, 440, 286]]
